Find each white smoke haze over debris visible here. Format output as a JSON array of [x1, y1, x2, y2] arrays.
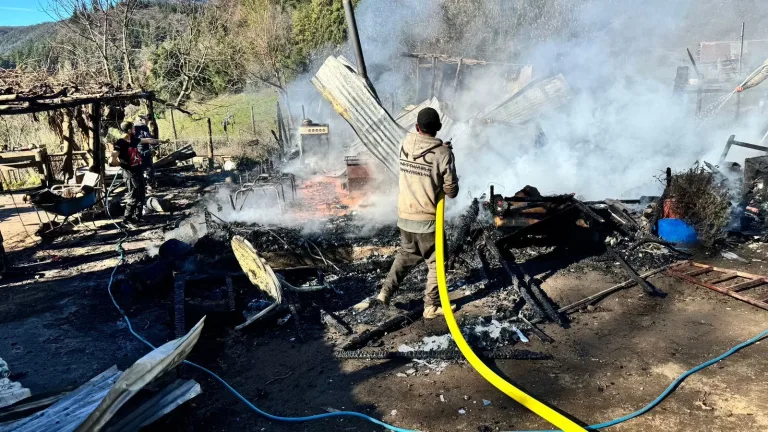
[[223, 0, 768, 227]]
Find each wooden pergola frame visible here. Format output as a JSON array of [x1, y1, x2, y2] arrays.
[[0, 88, 158, 193], [402, 52, 529, 102]]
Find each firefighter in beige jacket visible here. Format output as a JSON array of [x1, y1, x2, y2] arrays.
[[356, 108, 459, 319]]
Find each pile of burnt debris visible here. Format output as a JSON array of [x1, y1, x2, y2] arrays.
[[116, 183, 691, 365]]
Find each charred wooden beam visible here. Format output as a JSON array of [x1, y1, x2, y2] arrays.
[[605, 246, 662, 296], [447, 198, 479, 269], [401, 52, 526, 67], [320, 308, 353, 335], [340, 308, 422, 351], [0, 91, 153, 116], [483, 232, 566, 325], [335, 348, 552, 361]]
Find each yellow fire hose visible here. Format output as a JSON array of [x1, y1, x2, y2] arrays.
[[435, 196, 587, 432]]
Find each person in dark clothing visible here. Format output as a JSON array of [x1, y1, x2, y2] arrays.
[[134, 115, 156, 188], [111, 121, 150, 227]]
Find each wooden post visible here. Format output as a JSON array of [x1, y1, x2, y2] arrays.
[[739, 22, 745, 74], [170, 108, 178, 152], [89, 102, 106, 193], [454, 58, 463, 93], [170, 108, 178, 140], [415, 58, 421, 101], [251, 106, 257, 136], [696, 86, 703, 115], [207, 118, 214, 171], [61, 109, 76, 182], [34, 148, 52, 188], [147, 99, 159, 139], [430, 56, 437, 99]]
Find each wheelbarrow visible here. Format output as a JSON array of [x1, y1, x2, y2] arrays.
[[33, 189, 99, 235], [29, 173, 102, 236]]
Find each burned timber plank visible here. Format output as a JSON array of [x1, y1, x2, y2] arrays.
[[334, 349, 552, 361], [341, 308, 423, 351], [559, 263, 678, 314], [606, 246, 662, 296], [483, 233, 565, 326]]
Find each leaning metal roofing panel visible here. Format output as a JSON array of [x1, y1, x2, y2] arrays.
[[478, 74, 570, 125], [312, 56, 404, 176]]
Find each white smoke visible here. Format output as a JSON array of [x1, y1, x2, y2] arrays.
[[348, 0, 768, 204], [226, 0, 768, 227]]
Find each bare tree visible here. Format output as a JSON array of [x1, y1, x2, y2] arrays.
[[238, 0, 297, 126], [151, 0, 244, 106], [48, 0, 142, 85], [117, 0, 141, 87], [49, 0, 113, 82]]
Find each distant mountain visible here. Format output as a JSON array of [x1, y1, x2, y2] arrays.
[[0, 22, 57, 57]]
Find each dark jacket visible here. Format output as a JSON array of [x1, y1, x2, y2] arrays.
[[113, 137, 143, 173]]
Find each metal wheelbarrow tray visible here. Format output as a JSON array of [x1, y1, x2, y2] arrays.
[[33, 188, 99, 235]]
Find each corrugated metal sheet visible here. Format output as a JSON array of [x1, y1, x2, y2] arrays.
[[395, 97, 453, 134], [478, 74, 570, 125], [0, 367, 122, 432], [0, 319, 205, 432], [347, 97, 454, 155], [312, 56, 404, 176]]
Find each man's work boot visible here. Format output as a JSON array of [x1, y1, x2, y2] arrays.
[[352, 291, 391, 312], [376, 291, 391, 306], [423, 304, 457, 319]]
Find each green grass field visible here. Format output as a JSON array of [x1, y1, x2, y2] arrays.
[[155, 90, 280, 143]]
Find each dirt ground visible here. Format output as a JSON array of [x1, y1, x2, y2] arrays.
[[1, 179, 767, 432]]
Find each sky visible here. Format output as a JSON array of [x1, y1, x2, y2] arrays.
[[0, 1, 53, 27]]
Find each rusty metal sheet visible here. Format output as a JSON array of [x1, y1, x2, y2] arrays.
[[478, 74, 570, 125], [312, 56, 404, 176]]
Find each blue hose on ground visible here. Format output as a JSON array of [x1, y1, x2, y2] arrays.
[[102, 173, 767, 432], [103, 172, 418, 432], [511, 325, 768, 432]]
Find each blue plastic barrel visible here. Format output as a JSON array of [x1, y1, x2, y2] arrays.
[[658, 218, 698, 245]]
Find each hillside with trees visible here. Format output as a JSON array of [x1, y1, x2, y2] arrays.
[[0, 0, 365, 109]]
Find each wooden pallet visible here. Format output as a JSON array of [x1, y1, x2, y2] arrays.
[[667, 261, 768, 311]]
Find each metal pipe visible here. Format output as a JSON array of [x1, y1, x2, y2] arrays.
[[739, 22, 745, 74], [343, 0, 368, 79], [686, 48, 701, 78]]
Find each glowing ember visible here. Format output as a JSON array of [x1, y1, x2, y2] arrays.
[[288, 175, 366, 221]]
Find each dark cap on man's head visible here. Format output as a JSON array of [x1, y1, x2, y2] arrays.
[[120, 121, 134, 133], [417, 107, 442, 135]]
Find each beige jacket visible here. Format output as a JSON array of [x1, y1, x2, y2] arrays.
[[397, 132, 459, 222], [744, 56, 768, 90]]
